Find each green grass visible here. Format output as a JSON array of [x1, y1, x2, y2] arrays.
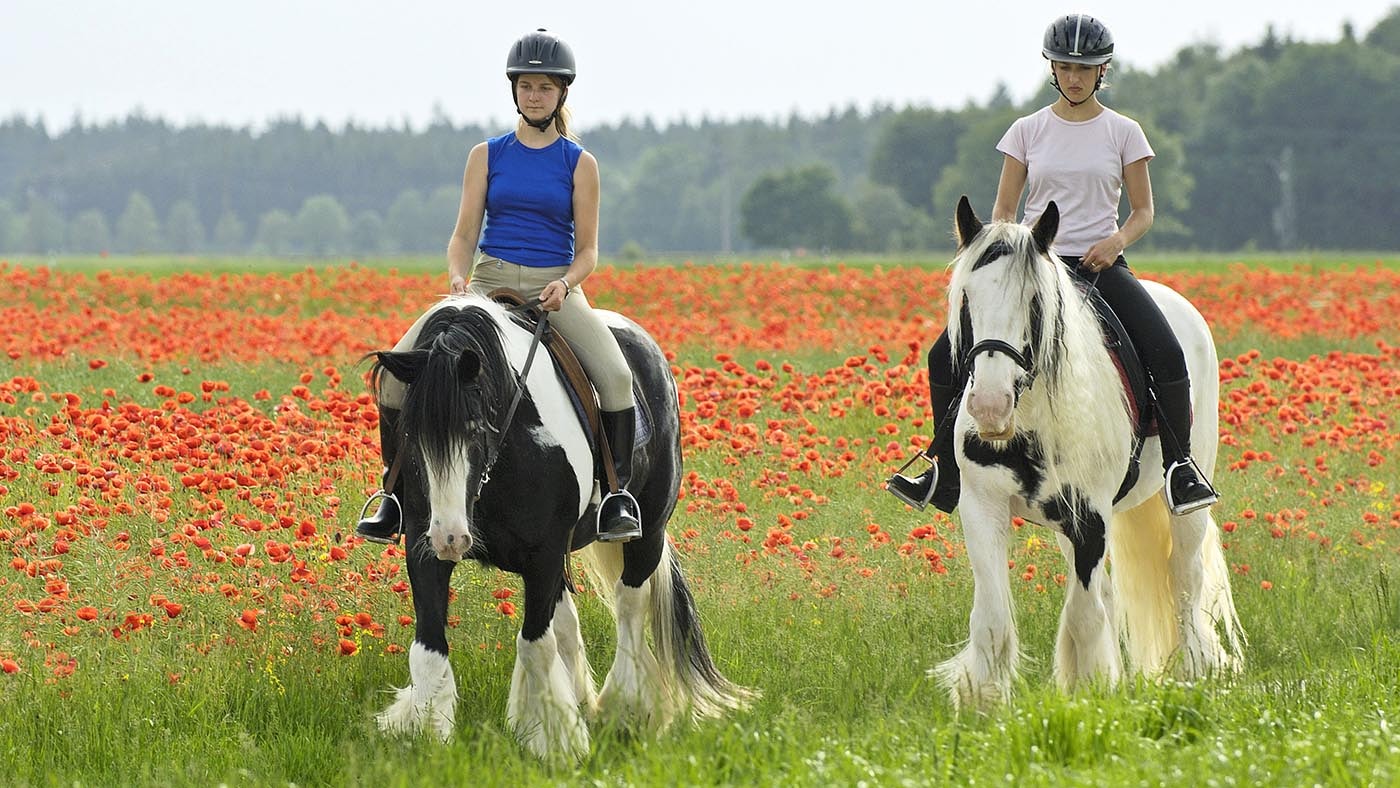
[[0, 256, 1397, 786]]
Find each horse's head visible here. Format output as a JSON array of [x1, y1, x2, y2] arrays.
[[371, 306, 508, 562], [947, 195, 1062, 441]]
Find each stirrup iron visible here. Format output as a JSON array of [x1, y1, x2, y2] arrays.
[[356, 489, 402, 544], [1164, 458, 1219, 515], [597, 489, 642, 543], [885, 452, 939, 511]]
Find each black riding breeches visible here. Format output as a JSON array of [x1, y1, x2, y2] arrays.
[[1060, 257, 1188, 385]]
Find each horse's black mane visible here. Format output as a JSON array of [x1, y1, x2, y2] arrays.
[[376, 305, 516, 474]]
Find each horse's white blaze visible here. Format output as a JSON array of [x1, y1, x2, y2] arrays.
[[508, 627, 590, 761], [958, 256, 1033, 438], [377, 642, 457, 741], [426, 457, 473, 561]]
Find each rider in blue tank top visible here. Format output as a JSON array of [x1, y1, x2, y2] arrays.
[[356, 29, 645, 545], [480, 132, 584, 268]]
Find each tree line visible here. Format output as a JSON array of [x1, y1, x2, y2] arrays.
[[4, 11, 1400, 257]]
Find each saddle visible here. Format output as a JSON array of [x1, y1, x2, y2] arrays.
[[487, 288, 642, 496]]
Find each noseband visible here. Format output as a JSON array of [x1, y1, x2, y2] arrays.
[[963, 338, 1038, 399]]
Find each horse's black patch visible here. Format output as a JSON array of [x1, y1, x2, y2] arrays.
[[1041, 485, 1106, 589], [971, 240, 1015, 272], [961, 431, 1047, 500]]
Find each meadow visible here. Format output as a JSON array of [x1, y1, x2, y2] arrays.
[[1, 254, 1398, 786]]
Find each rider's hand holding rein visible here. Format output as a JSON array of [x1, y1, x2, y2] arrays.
[[539, 277, 570, 311]]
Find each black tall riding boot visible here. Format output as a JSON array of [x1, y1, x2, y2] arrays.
[[1153, 376, 1219, 515], [356, 406, 404, 544], [597, 407, 642, 542], [886, 381, 962, 513]]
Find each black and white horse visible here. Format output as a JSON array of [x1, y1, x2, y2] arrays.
[[934, 197, 1243, 710], [369, 294, 751, 759]]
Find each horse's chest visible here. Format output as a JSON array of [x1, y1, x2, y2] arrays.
[[961, 431, 1048, 500]]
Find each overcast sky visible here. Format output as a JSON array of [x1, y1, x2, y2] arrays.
[[7, 1, 1396, 133]]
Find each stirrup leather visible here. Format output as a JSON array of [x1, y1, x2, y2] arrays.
[[1164, 458, 1219, 515]]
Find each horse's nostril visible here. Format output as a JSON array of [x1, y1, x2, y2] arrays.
[[446, 533, 455, 544]]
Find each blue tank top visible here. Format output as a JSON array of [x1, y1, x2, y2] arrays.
[[479, 132, 584, 268]]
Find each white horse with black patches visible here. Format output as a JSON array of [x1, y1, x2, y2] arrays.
[[368, 294, 752, 759], [934, 197, 1243, 711]]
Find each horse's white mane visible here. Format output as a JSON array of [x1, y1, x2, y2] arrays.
[[946, 220, 1133, 491]]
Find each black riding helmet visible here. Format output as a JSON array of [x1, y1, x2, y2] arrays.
[[1042, 13, 1114, 65], [506, 28, 577, 84], [1042, 14, 1113, 106], [507, 28, 575, 131]]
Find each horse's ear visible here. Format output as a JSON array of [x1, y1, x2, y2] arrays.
[[372, 349, 428, 386], [1032, 201, 1059, 255], [456, 348, 482, 386], [955, 195, 983, 249]]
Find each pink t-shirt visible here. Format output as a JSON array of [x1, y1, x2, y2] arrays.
[[996, 105, 1154, 257]]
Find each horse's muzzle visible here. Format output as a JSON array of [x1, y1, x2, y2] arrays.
[[428, 513, 474, 562], [967, 386, 1016, 440]]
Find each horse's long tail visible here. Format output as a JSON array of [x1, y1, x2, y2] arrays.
[[1109, 497, 1245, 676], [579, 541, 756, 720], [648, 542, 757, 719]]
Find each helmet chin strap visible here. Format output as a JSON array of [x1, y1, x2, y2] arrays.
[[519, 107, 556, 131]]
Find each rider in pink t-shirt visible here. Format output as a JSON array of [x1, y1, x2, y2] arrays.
[[995, 105, 1154, 258], [888, 13, 1219, 517]]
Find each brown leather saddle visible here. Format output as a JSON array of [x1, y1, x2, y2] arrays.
[[487, 287, 624, 496]]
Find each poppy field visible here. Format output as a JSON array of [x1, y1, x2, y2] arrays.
[[1, 256, 1398, 785]]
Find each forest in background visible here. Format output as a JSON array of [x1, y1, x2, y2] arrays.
[[3, 10, 1400, 257]]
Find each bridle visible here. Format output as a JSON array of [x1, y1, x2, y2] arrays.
[[376, 303, 551, 513]]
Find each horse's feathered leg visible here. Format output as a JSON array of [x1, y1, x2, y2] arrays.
[[550, 585, 598, 717], [597, 575, 676, 732], [933, 483, 1018, 712], [595, 536, 753, 730], [378, 536, 457, 740], [643, 545, 755, 720], [1051, 530, 1122, 690], [507, 567, 589, 761], [1167, 509, 1242, 677]]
